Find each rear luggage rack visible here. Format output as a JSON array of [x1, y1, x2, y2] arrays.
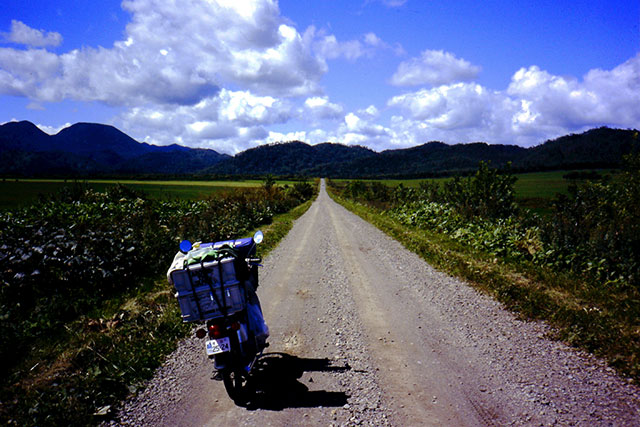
[[170, 256, 246, 322]]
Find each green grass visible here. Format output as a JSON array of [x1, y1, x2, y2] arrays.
[[333, 171, 574, 197], [513, 170, 616, 215], [513, 171, 572, 216], [0, 179, 307, 210], [512, 171, 572, 198], [5, 172, 607, 211], [329, 177, 447, 188], [332, 170, 616, 216]]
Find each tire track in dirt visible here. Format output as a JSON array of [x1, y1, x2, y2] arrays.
[[325, 184, 504, 426]]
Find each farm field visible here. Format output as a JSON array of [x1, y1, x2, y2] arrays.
[[511, 171, 573, 198], [2, 172, 608, 210], [0, 178, 306, 210], [333, 170, 614, 215], [335, 170, 598, 198]]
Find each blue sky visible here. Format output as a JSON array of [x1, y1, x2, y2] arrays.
[[1, 0, 638, 154]]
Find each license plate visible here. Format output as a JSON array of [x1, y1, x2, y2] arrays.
[[206, 337, 231, 355]]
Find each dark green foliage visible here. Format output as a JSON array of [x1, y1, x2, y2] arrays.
[[319, 141, 527, 178], [334, 180, 395, 208], [289, 181, 315, 201], [540, 154, 640, 286], [0, 186, 178, 377], [114, 148, 230, 174], [203, 141, 375, 176], [321, 127, 637, 178], [442, 162, 518, 220], [562, 170, 603, 181], [517, 127, 640, 171], [336, 157, 640, 287], [337, 162, 518, 221], [4, 288, 191, 426], [345, 180, 367, 200], [262, 174, 276, 193]]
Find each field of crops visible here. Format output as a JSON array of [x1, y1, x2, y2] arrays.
[[0, 178, 307, 210], [1, 172, 608, 211], [332, 170, 615, 216], [334, 170, 608, 197]]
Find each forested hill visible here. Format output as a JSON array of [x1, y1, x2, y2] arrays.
[[205, 127, 638, 178], [309, 142, 527, 178], [0, 121, 637, 177], [0, 121, 229, 176], [202, 141, 375, 175], [516, 127, 639, 171]]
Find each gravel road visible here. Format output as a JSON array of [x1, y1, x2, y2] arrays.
[[111, 180, 640, 426]]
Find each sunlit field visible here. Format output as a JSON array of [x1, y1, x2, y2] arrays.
[[0, 179, 306, 210], [334, 171, 573, 198], [331, 170, 614, 215]]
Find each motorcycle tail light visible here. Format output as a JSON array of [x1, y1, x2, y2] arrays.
[[209, 323, 224, 339], [231, 321, 240, 331], [195, 328, 207, 339]]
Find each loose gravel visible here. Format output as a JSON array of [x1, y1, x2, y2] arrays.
[[109, 181, 640, 426]]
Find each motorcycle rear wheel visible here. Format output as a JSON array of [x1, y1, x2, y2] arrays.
[[221, 368, 251, 405]]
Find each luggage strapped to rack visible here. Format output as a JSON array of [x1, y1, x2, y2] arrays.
[[169, 245, 246, 322]]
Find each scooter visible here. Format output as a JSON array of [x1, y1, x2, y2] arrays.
[[167, 231, 269, 404]]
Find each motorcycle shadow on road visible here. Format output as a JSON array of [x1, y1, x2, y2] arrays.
[[243, 352, 350, 410]]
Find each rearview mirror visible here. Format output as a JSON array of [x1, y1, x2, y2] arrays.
[[179, 240, 193, 254], [253, 230, 264, 244]]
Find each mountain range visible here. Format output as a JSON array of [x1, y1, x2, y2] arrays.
[[0, 121, 229, 176], [0, 120, 637, 178]]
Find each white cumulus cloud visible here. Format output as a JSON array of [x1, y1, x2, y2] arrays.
[[0, 0, 408, 153], [307, 27, 398, 61], [508, 54, 640, 129], [116, 88, 292, 153], [1, 20, 62, 47], [385, 54, 640, 147], [390, 50, 480, 87], [267, 130, 309, 143], [303, 96, 344, 120], [2, 2, 638, 154], [0, 0, 326, 105], [336, 106, 392, 149], [388, 83, 506, 131]]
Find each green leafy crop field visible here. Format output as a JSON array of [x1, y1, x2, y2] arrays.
[[0, 179, 306, 210]]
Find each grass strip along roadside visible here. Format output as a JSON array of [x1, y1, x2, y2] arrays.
[[0, 181, 317, 426], [327, 162, 640, 385]]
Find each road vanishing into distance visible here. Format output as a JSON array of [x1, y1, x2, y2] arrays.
[[112, 180, 640, 426]]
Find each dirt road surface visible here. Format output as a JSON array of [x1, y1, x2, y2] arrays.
[[112, 180, 640, 426]]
